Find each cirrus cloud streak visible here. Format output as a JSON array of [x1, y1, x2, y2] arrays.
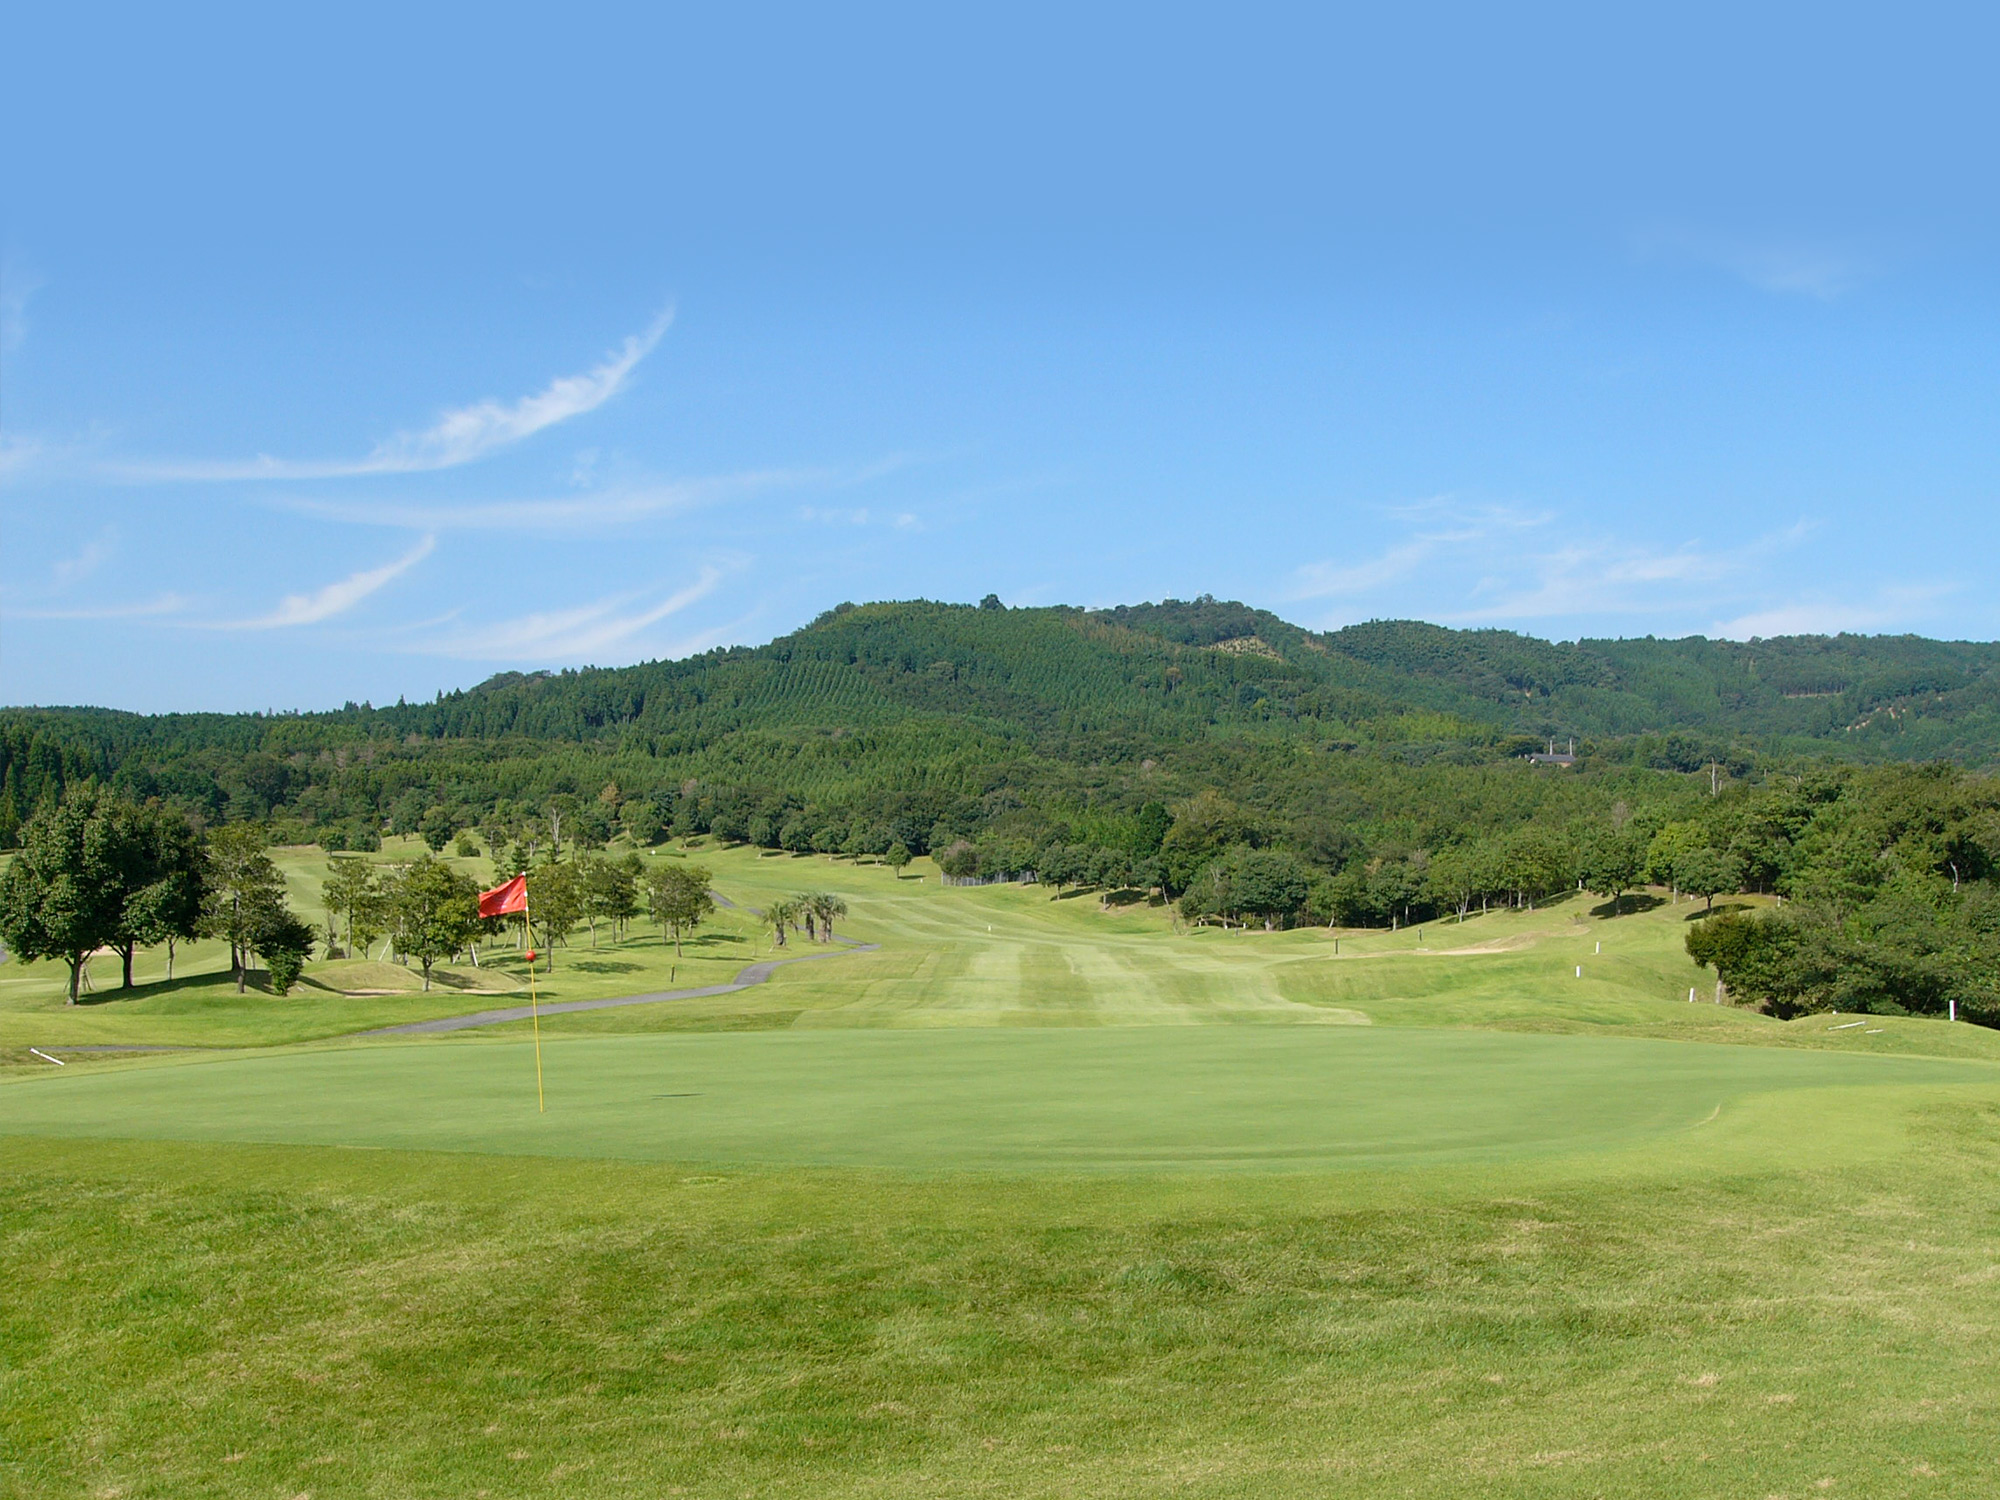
[[409, 565, 731, 662], [105, 310, 673, 483], [212, 534, 437, 629]]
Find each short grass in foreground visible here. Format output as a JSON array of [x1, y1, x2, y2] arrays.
[[6, 1084, 2000, 1499], [7, 842, 2000, 1496]]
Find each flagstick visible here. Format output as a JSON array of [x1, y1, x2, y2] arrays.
[[525, 899, 545, 1114]]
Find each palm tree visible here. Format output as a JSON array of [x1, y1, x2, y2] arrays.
[[764, 897, 795, 948], [791, 892, 818, 941], [808, 891, 849, 942]]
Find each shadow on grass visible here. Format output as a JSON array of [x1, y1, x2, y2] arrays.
[[427, 969, 520, 990], [1685, 901, 1753, 921], [71, 970, 275, 1006], [567, 959, 643, 975], [1100, 887, 1156, 909], [1589, 893, 1666, 919]]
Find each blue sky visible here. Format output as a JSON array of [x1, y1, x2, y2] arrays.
[[4, 3, 1997, 712]]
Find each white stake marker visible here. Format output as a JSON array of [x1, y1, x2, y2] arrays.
[[28, 1048, 65, 1066]]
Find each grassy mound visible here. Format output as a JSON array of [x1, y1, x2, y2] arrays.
[[309, 958, 521, 996]]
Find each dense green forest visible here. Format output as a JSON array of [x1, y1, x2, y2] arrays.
[[7, 596, 2000, 1021], [9, 597, 2000, 852], [8, 597, 2000, 858]]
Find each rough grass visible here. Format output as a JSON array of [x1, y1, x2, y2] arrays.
[[6, 1101, 2000, 1498], [5, 841, 2000, 1496]]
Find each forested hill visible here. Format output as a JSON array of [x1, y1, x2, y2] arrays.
[[4, 596, 2000, 849]]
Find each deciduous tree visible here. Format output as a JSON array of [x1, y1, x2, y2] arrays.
[[1676, 847, 1745, 911], [205, 823, 292, 993], [322, 856, 376, 958], [113, 801, 207, 984], [528, 859, 582, 969], [388, 856, 480, 991], [646, 863, 714, 956], [0, 787, 126, 1004]]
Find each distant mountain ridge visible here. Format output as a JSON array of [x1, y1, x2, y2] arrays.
[[13, 595, 2000, 751], [4, 597, 2000, 843], [395, 596, 2000, 758]]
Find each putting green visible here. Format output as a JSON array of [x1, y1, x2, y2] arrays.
[[1, 1027, 1989, 1171]]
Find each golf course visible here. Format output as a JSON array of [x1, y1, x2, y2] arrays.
[[2, 841, 1998, 1498]]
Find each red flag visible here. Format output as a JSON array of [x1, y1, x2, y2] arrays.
[[479, 875, 529, 918]]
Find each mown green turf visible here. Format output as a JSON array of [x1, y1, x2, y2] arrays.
[[8, 1095, 2000, 1500], [0, 1027, 1990, 1172], [7, 841, 2000, 1497], [10, 840, 1998, 1064]]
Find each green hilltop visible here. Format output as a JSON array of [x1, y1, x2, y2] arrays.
[[6, 598, 2000, 846]]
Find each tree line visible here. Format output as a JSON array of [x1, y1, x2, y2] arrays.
[[0, 788, 315, 1002], [8, 760, 2000, 1026], [10, 599, 2000, 863], [1682, 764, 2000, 1024], [0, 787, 732, 998]]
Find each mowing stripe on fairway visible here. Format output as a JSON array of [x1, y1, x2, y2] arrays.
[[0, 1027, 1989, 1172]]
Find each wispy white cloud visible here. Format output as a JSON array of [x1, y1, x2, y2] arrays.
[[1292, 503, 1877, 637], [1711, 603, 1885, 639], [278, 468, 800, 532], [0, 256, 43, 354], [0, 433, 42, 479], [411, 565, 729, 661], [1634, 226, 1872, 300], [274, 455, 901, 533], [4, 594, 188, 622], [1442, 524, 1810, 623], [1711, 583, 1958, 640], [50, 531, 113, 588], [1290, 501, 1551, 601], [799, 504, 920, 529], [109, 309, 673, 482], [1293, 539, 1442, 598], [215, 535, 436, 629]]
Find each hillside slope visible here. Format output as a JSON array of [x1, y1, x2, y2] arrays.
[[4, 598, 1999, 846]]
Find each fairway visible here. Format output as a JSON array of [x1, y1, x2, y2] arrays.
[[0, 1027, 1986, 1170], [10, 847, 2000, 1497]]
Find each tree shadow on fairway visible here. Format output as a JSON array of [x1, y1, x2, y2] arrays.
[[684, 932, 747, 949], [1686, 901, 1754, 921], [566, 960, 644, 975], [1101, 887, 1155, 908], [68, 969, 302, 1006], [1590, 893, 1665, 919]]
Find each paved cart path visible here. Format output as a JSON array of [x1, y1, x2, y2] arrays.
[[352, 941, 878, 1037]]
